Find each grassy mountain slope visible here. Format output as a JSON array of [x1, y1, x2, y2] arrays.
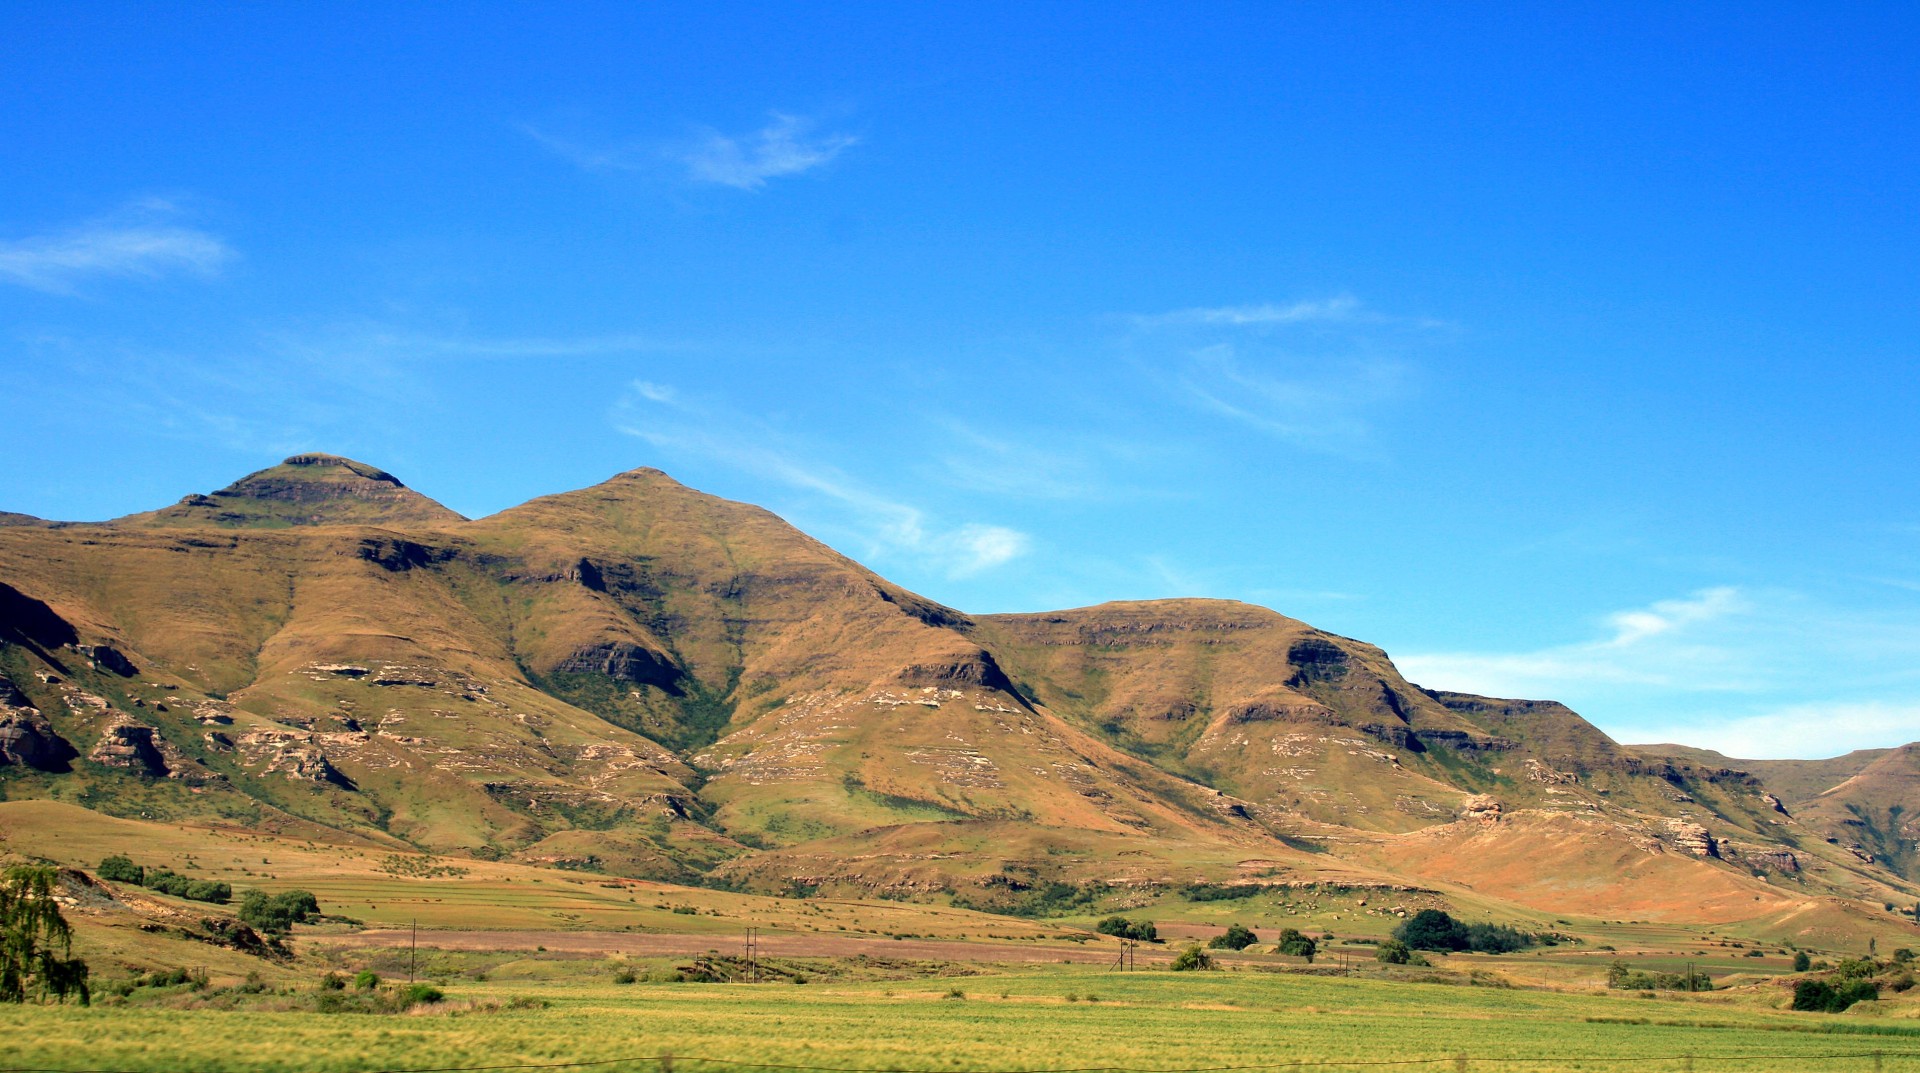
[[1, 455, 1914, 933]]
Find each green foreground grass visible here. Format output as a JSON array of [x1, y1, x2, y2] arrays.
[[9, 967, 1920, 1073]]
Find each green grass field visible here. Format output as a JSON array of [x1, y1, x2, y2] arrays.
[[8, 966, 1920, 1073]]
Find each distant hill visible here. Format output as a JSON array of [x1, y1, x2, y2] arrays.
[[1635, 743, 1920, 882], [2, 455, 1915, 937]]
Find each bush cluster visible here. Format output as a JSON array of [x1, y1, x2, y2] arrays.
[[238, 889, 321, 934], [1170, 945, 1214, 971], [1182, 883, 1261, 903], [1392, 910, 1540, 954], [1275, 927, 1318, 962], [1606, 961, 1714, 992], [1095, 916, 1158, 942], [99, 857, 230, 905], [1787, 953, 1914, 1013], [1793, 978, 1878, 1013], [1207, 923, 1259, 951], [1374, 939, 1430, 966]]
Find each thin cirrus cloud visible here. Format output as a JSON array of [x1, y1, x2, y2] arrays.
[[0, 206, 235, 293], [677, 114, 858, 190], [1394, 587, 1758, 699], [526, 112, 857, 191], [1393, 586, 1920, 757], [1130, 295, 1362, 329], [1128, 294, 1417, 456], [612, 381, 1029, 577]]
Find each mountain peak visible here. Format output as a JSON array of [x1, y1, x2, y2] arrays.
[[118, 453, 466, 529]]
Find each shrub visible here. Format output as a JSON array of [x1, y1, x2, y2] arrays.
[[401, 983, 444, 1006], [1793, 951, 1812, 972], [1096, 916, 1158, 942], [1183, 883, 1261, 902], [1393, 910, 1537, 953], [1376, 939, 1412, 965], [1170, 945, 1214, 971], [238, 889, 322, 933], [1607, 960, 1713, 992], [1462, 922, 1536, 953], [1793, 978, 1879, 1013], [321, 972, 346, 990], [184, 880, 231, 905], [1395, 910, 1469, 952], [1208, 923, 1259, 951], [353, 970, 380, 990], [97, 855, 144, 885], [144, 869, 192, 898], [1276, 928, 1317, 963], [613, 969, 638, 984]]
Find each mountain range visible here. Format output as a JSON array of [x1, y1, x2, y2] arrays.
[[2, 454, 1915, 943]]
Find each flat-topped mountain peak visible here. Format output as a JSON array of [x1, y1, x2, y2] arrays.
[[117, 453, 467, 529]]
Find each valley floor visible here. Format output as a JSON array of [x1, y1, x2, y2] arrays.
[[10, 968, 1920, 1073]]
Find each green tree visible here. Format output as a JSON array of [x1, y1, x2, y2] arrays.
[[1276, 928, 1318, 962], [0, 865, 90, 1005], [1394, 909, 1469, 952], [238, 889, 321, 933], [96, 855, 143, 885], [1208, 923, 1259, 951], [1792, 951, 1812, 972], [1375, 939, 1412, 965], [1170, 945, 1214, 971], [1096, 916, 1158, 942]]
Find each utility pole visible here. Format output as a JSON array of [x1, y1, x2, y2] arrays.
[[745, 927, 759, 983], [409, 918, 418, 984]]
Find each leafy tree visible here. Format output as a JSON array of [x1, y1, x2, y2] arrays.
[[1276, 928, 1318, 962], [1462, 922, 1537, 953], [184, 880, 231, 904], [97, 855, 143, 885], [1208, 923, 1259, 951], [1792, 951, 1812, 973], [1793, 978, 1878, 1013], [1170, 945, 1214, 971], [238, 889, 322, 934], [1395, 909, 1469, 952], [1376, 939, 1412, 965], [1096, 916, 1158, 942], [0, 865, 90, 1005]]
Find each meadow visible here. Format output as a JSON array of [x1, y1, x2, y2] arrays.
[[9, 965, 1920, 1073]]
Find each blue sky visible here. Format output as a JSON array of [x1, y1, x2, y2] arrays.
[[4, 3, 1918, 757]]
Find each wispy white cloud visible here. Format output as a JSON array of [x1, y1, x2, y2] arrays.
[[526, 112, 857, 191], [927, 420, 1168, 502], [1126, 294, 1427, 455], [1396, 587, 1757, 698], [1397, 586, 1920, 756], [613, 381, 1029, 577], [676, 114, 857, 190], [0, 203, 234, 293], [1177, 342, 1408, 453], [1132, 296, 1361, 329]]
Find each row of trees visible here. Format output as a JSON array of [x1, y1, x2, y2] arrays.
[[98, 856, 231, 905]]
